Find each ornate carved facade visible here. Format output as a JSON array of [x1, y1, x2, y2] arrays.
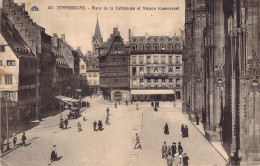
[[183, 0, 260, 164]]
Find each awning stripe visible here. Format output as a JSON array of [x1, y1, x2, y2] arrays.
[[131, 89, 175, 95]]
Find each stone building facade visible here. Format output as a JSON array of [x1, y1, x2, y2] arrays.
[[1, 10, 38, 123], [99, 27, 130, 101], [183, 0, 260, 164], [129, 33, 183, 101]]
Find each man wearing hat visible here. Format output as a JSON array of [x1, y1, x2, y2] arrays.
[[161, 141, 167, 158], [171, 142, 177, 157], [21, 132, 26, 146], [178, 142, 183, 155], [182, 153, 189, 166]]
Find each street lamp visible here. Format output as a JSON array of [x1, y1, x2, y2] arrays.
[[2, 90, 12, 151]]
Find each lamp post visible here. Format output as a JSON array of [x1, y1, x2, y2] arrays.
[[59, 86, 62, 120], [3, 91, 11, 151]]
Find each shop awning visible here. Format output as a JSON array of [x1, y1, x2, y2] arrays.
[[131, 89, 175, 95], [55, 96, 79, 102]]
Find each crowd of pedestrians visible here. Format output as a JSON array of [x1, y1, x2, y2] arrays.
[[162, 141, 189, 166]]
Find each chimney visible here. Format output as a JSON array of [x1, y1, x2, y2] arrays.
[[53, 33, 58, 47], [145, 32, 149, 38], [77, 46, 81, 51], [61, 34, 65, 42]]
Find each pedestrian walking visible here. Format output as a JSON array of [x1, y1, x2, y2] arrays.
[[126, 100, 128, 106], [60, 119, 64, 130], [93, 121, 97, 131], [171, 142, 177, 157], [184, 125, 189, 137], [50, 145, 57, 162], [166, 152, 174, 166], [167, 145, 172, 157], [151, 101, 154, 107], [21, 132, 26, 146], [154, 106, 158, 112], [162, 141, 167, 158], [164, 123, 169, 135], [181, 124, 185, 138], [106, 107, 110, 116], [136, 103, 139, 110], [182, 153, 189, 166], [178, 142, 183, 155], [98, 120, 103, 131], [115, 102, 117, 108], [105, 115, 110, 125], [134, 133, 142, 149], [131, 99, 133, 104], [64, 119, 68, 129], [13, 133, 17, 146], [77, 122, 82, 132], [83, 112, 87, 121]]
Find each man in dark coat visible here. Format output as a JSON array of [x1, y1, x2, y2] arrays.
[[151, 101, 154, 107], [181, 124, 185, 137], [178, 142, 183, 155], [171, 142, 177, 157], [182, 153, 189, 166], [64, 119, 68, 129], [21, 132, 26, 146], [93, 121, 97, 131], [164, 123, 169, 135], [184, 125, 189, 137], [98, 120, 103, 131]]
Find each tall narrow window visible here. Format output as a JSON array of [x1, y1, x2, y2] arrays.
[[139, 56, 143, 64], [169, 56, 173, 63], [5, 74, 13, 85], [154, 56, 158, 64], [132, 67, 137, 76]]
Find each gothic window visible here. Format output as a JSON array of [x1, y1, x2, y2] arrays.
[[139, 44, 144, 50], [153, 44, 159, 51], [146, 44, 151, 51], [161, 44, 166, 50]]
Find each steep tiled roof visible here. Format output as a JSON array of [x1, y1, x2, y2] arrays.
[[1, 10, 36, 59], [51, 47, 70, 68]]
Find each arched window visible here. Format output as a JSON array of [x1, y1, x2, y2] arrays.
[[139, 44, 144, 51], [161, 44, 166, 50], [146, 44, 151, 51], [132, 44, 137, 51], [153, 44, 159, 51], [167, 44, 173, 50]]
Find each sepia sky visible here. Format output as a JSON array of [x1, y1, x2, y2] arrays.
[[11, 0, 185, 54]]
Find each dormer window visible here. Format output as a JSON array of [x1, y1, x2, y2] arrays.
[[0, 45, 5, 52]]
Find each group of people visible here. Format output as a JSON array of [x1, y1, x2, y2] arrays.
[[1, 132, 27, 152], [59, 118, 69, 130], [151, 101, 160, 108], [162, 141, 189, 166], [181, 124, 189, 138], [93, 120, 103, 131]]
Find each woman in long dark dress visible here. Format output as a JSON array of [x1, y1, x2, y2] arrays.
[[164, 123, 169, 135]]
